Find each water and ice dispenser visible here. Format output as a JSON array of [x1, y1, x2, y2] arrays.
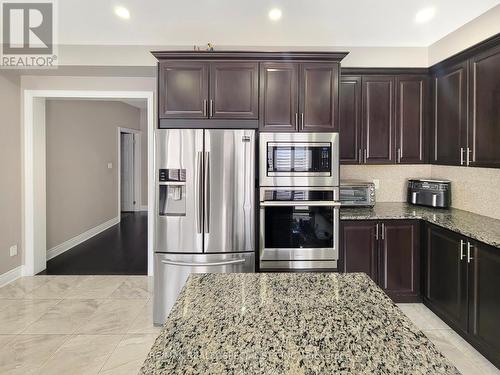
[[158, 169, 186, 216]]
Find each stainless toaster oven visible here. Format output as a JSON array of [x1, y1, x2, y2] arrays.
[[340, 180, 376, 207]]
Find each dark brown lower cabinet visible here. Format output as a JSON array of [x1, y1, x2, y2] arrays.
[[340, 220, 420, 302], [424, 224, 500, 369]]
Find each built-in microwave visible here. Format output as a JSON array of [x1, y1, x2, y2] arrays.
[[339, 180, 376, 207], [259, 132, 339, 187]]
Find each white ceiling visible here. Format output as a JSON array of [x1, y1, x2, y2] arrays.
[[58, 0, 500, 47]]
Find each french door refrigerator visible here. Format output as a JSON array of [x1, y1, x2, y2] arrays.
[[154, 129, 255, 324]]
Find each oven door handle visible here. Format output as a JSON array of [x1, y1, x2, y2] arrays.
[[260, 201, 341, 207]]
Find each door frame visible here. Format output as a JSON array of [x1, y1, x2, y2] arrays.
[[118, 127, 142, 216], [23, 90, 155, 276]]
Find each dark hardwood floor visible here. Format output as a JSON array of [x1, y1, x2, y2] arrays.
[[39, 212, 148, 275]]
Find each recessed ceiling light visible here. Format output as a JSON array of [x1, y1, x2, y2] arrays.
[[268, 8, 282, 21], [115, 6, 130, 20], [415, 7, 436, 24]]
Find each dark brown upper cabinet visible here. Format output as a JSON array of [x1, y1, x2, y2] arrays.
[[362, 76, 395, 164], [259, 62, 299, 132], [260, 62, 340, 132], [299, 63, 339, 132], [432, 61, 468, 166], [159, 61, 209, 119], [210, 62, 259, 119], [395, 76, 428, 164], [339, 76, 362, 164], [341, 219, 421, 303], [158, 61, 258, 120], [425, 224, 468, 333], [469, 44, 500, 168]]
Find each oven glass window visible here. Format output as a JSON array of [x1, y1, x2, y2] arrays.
[[267, 145, 331, 173], [264, 206, 334, 248]]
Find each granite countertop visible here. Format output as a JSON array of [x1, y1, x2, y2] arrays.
[[340, 202, 500, 249], [141, 273, 459, 374]]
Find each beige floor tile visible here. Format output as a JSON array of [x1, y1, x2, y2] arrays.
[[99, 334, 158, 374], [39, 334, 122, 375], [22, 299, 103, 334], [413, 304, 451, 330], [0, 334, 16, 347], [77, 299, 147, 335], [24, 276, 89, 299], [0, 277, 52, 299], [64, 276, 125, 299], [128, 299, 161, 334], [397, 303, 430, 330], [0, 299, 61, 334], [0, 334, 69, 374], [109, 277, 151, 299]]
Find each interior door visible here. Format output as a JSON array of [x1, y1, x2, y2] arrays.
[[120, 133, 135, 212], [204, 129, 255, 253], [155, 129, 204, 253]]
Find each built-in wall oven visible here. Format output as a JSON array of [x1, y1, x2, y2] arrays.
[[259, 132, 339, 187], [258, 132, 340, 270]]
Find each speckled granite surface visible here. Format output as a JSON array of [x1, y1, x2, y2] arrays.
[[341, 202, 500, 249], [140, 273, 459, 374]]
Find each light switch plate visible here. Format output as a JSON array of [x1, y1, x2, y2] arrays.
[[9, 245, 17, 257], [373, 179, 380, 189], [107, 163, 113, 169]]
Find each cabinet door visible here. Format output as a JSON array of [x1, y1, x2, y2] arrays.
[[362, 76, 395, 164], [469, 45, 500, 168], [468, 242, 500, 367], [396, 76, 427, 164], [259, 62, 299, 132], [340, 221, 378, 283], [425, 225, 468, 333], [299, 63, 339, 132], [379, 221, 420, 302], [159, 61, 209, 119], [339, 76, 362, 164], [433, 61, 468, 165], [210, 62, 259, 119]]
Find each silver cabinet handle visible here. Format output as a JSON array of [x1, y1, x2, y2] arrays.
[[460, 147, 464, 165], [466, 147, 471, 166], [161, 258, 245, 267], [295, 113, 299, 127], [358, 149, 362, 164], [209, 99, 214, 117], [375, 223, 379, 240], [467, 242, 474, 263], [364, 149, 367, 163], [381, 223, 385, 240], [196, 151, 203, 233], [301, 113, 304, 128], [460, 240, 466, 260], [260, 201, 341, 207], [203, 99, 208, 117], [204, 151, 210, 233], [397, 148, 402, 163]]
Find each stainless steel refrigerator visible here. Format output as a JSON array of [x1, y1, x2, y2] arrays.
[[154, 129, 255, 324]]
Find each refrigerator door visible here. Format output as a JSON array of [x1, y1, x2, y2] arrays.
[[153, 252, 255, 324], [155, 129, 204, 253], [204, 129, 255, 253]]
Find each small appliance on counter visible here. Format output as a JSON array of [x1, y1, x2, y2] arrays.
[[340, 180, 376, 207], [407, 179, 451, 208]]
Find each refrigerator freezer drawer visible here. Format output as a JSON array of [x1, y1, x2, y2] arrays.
[[153, 252, 255, 325]]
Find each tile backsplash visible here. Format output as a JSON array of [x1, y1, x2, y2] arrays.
[[341, 164, 500, 220]]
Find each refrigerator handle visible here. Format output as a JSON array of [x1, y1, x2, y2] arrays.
[[204, 151, 210, 233], [196, 151, 203, 234], [161, 258, 245, 267]]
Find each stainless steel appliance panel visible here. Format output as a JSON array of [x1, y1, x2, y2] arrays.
[[155, 129, 204, 253], [259, 132, 339, 187], [339, 180, 376, 207], [153, 252, 255, 324], [204, 129, 255, 253]]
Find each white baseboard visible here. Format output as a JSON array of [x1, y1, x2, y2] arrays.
[[140, 205, 148, 211], [0, 265, 24, 288], [47, 216, 120, 261]]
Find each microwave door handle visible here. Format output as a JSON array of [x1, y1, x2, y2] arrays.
[[260, 201, 342, 207]]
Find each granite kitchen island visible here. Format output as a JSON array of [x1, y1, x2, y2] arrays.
[[141, 273, 459, 374]]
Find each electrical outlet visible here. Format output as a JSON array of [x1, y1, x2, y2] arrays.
[[373, 179, 380, 189], [107, 163, 113, 169], [9, 245, 18, 257]]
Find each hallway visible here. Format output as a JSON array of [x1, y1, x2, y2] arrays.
[[40, 213, 148, 275]]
